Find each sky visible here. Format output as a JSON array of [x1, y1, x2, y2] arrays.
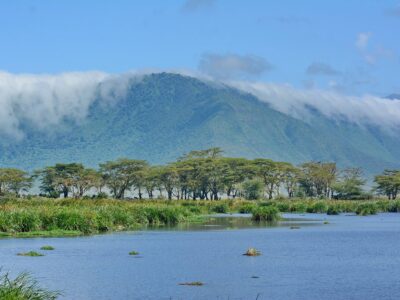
[[0, 0, 399, 96]]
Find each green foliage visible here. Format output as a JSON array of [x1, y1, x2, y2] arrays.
[[0, 168, 32, 196], [356, 203, 378, 216], [17, 251, 44, 257], [0, 198, 197, 236], [211, 203, 229, 214], [251, 206, 280, 222], [40, 246, 54, 251], [306, 201, 328, 213], [0, 271, 60, 300], [242, 179, 264, 200], [326, 205, 341, 215], [374, 170, 400, 200]]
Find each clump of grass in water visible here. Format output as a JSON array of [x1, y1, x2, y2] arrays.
[[0, 270, 60, 299], [356, 203, 378, 216], [327, 205, 341, 215], [323, 221, 329, 224], [17, 251, 44, 257], [251, 206, 280, 222], [178, 282, 204, 286], [290, 226, 300, 229], [40, 246, 55, 251], [243, 248, 261, 256], [129, 251, 139, 256]]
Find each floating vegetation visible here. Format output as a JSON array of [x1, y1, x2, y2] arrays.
[[290, 226, 300, 229], [40, 246, 55, 251], [129, 251, 139, 256], [251, 206, 280, 222], [323, 221, 329, 224], [17, 251, 44, 257], [243, 248, 261, 256], [178, 282, 204, 286]]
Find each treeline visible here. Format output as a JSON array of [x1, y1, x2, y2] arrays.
[[0, 148, 399, 200]]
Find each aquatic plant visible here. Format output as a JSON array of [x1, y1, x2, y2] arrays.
[[356, 203, 378, 216], [243, 248, 261, 256], [251, 206, 280, 222], [327, 205, 341, 215], [307, 201, 328, 213], [129, 251, 139, 256], [17, 251, 44, 257], [40, 246, 54, 251], [0, 270, 60, 300], [211, 203, 229, 214], [178, 282, 204, 286]]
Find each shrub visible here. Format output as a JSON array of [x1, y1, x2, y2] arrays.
[[327, 205, 341, 215], [252, 206, 280, 222], [211, 203, 228, 214], [307, 201, 328, 213], [356, 203, 378, 216]]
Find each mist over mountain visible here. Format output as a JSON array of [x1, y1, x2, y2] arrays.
[[0, 72, 399, 175], [386, 94, 400, 100]]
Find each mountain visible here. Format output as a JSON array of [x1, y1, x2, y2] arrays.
[[0, 72, 399, 176]]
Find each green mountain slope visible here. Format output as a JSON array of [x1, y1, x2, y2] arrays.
[[0, 73, 399, 175]]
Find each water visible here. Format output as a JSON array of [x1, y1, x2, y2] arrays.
[[1, 213, 400, 300]]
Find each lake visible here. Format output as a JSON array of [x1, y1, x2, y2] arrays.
[[1, 213, 400, 300]]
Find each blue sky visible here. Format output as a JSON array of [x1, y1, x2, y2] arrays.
[[0, 0, 399, 96]]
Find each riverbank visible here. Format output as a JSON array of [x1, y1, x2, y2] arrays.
[[1, 197, 399, 237]]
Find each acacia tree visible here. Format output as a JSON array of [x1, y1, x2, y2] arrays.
[[281, 163, 300, 198], [35, 163, 85, 198], [374, 170, 400, 200], [253, 159, 285, 199], [0, 168, 32, 196], [158, 165, 179, 200], [100, 159, 148, 199], [70, 168, 102, 198], [333, 167, 366, 199], [299, 162, 337, 198]]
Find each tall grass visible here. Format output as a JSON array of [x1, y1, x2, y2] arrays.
[[0, 271, 60, 300], [1, 197, 399, 237], [0, 198, 198, 236]]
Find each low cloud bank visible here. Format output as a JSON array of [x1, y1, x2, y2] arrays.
[[0, 70, 399, 140], [229, 80, 400, 131], [0, 71, 132, 139]]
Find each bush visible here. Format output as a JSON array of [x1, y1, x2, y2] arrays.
[[238, 204, 256, 214], [327, 205, 341, 215], [211, 203, 228, 214], [252, 206, 280, 222], [307, 201, 328, 213], [356, 203, 378, 216]]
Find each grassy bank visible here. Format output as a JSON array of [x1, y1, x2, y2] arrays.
[[0, 198, 204, 237], [1, 197, 399, 237]]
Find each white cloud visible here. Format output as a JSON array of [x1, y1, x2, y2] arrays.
[[0, 71, 134, 139], [355, 32, 371, 50], [227, 80, 400, 131], [0, 70, 399, 141], [199, 53, 272, 79]]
